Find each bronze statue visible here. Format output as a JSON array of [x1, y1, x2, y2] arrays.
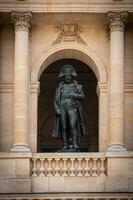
[[53, 64, 85, 152]]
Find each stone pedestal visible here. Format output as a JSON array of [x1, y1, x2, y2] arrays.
[[0, 152, 32, 193]]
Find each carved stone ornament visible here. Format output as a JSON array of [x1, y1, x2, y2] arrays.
[[52, 23, 87, 45], [107, 11, 128, 32], [11, 11, 32, 32]]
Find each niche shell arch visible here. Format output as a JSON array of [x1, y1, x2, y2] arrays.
[[31, 43, 107, 83], [29, 43, 108, 152]]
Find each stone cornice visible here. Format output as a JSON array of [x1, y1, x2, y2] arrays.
[[11, 11, 32, 32], [0, 0, 133, 13], [107, 11, 128, 32]]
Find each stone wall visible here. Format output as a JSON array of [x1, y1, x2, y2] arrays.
[[0, 12, 133, 152]]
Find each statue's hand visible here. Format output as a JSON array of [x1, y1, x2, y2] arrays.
[[69, 92, 84, 100], [56, 109, 62, 115], [63, 93, 77, 99], [69, 92, 77, 99]]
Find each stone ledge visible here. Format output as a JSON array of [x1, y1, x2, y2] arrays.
[[0, 151, 133, 159], [0, 152, 32, 158], [32, 152, 106, 158], [0, 192, 133, 199], [106, 151, 133, 158]]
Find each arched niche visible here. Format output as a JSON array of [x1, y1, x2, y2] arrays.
[[38, 58, 98, 152], [29, 44, 108, 152]]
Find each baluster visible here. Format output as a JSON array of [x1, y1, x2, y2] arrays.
[[100, 158, 106, 176], [51, 159, 56, 176], [74, 158, 78, 176], [47, 158, 52, 177], [78, 158, 83, 176], [82, 159, 86, 176], [92, 158, 98, 176], [32, 158, 37, 177], [59, 158, 63, 176], [55, 158, 60, 176], [70, 158, 75, 176], [39, 158, 44, 177], [84, 158, 90, 176], [44, 158, 48, 177], [62, 158, 68, 176]]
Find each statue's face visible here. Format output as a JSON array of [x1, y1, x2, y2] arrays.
[[64, 75, 73, 84]]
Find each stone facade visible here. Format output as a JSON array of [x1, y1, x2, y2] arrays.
[[0, 0, 133, 197]]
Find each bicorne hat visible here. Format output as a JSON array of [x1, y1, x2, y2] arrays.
[[58, 64, 77, 78]]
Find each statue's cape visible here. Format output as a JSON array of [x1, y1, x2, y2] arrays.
[[52, 81, 86, 139]]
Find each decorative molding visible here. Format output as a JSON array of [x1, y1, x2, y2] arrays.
[[30, 82, 40, 95], [96, 82, 108, 96], [0, 1, 133, 13], [31, 43, 107, 83], [107, 11, 128, 32], [52, 23, 87, 45], [0, 83, 13, 93], [11, 11, 32, 32], [0, 83, 133, 93], [0, 82, 40, 94], [124, 83, 133, 93]]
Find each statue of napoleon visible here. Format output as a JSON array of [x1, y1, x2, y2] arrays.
[[52, 64, 85, 152]]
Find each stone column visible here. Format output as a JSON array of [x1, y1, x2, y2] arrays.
[[107, 12, 128, 151], [10, 12, 32, 152]]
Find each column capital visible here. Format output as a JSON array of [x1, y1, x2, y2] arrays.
[[107, 11, 128, 32], [11, 11, 32, 32]]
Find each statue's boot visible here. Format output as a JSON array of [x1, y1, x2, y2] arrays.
[[73, 143, 79, 150], [73, 135, 79, 150], [62, 135, 69, 150]]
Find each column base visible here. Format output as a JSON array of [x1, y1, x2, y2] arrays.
[[10, 143, 31, 152], [107, 143, 127, 152]]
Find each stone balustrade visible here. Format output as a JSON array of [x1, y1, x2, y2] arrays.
[[0, 152, 133, 193], [31, 153, 106, 177]]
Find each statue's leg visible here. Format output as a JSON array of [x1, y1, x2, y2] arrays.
[[68, 109, 79, 150], [60, 110, 68, 150]]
